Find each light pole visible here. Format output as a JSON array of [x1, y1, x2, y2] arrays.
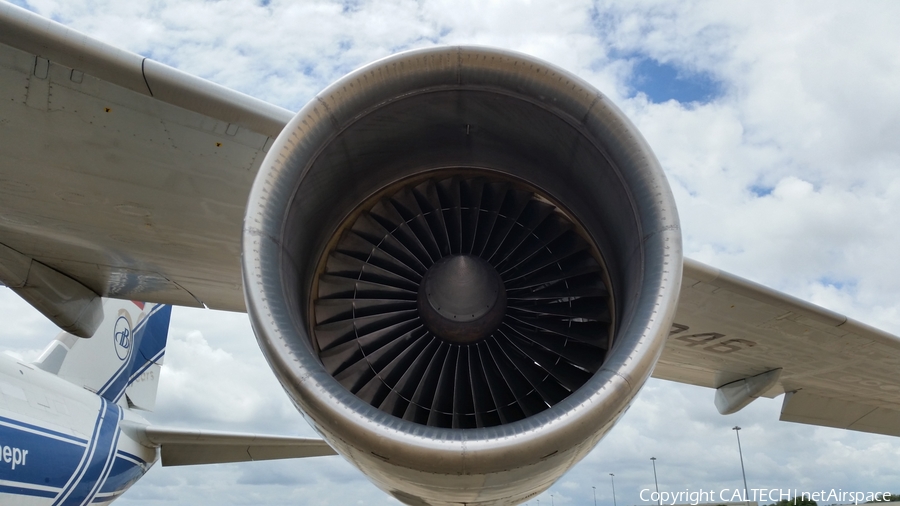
[[551, 493, 554, 506], [610, 473, 617, 506], [651, 457, 660, 506], [733, 426, 750, 506], [593, 486, 597, 506]]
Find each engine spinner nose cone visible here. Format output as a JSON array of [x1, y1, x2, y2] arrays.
[[418, 255, 507, 344]]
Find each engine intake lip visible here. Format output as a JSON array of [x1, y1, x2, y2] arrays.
[[242, 45, 683, 485]]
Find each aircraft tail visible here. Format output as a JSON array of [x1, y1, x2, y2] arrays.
[[34, 299, 172, 411]]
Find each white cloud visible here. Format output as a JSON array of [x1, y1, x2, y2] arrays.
[[3, 0, 900, 504]]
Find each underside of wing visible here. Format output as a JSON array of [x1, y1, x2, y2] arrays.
[[658, 258, 900, 437], [0, 3, 292, 333]]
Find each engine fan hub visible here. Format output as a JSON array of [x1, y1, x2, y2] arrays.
[[417, 254, 507, 344]]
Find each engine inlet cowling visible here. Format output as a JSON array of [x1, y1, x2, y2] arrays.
[[243, 46, 682, 506]]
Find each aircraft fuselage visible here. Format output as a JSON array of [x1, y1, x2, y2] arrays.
[[0, 353, 157, 505]]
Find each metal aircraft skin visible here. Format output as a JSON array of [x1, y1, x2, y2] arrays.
[[0, 299, 163, 505], [0, 298, 334, 505], [2, 2, 900, 505]]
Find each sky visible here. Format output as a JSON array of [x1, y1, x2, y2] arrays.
[[3, 0, 900, 505]]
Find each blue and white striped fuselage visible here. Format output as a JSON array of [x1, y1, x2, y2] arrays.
[[0, 353, 158, 505]]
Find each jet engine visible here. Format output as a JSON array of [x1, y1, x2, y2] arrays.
[[242, 47, 682, 505]]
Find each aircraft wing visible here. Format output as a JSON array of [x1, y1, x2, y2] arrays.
[[0, 2, 289, 333], [5, 3, 900, 439], [122, 424, 337, 466], [655, 258, 900, 437]]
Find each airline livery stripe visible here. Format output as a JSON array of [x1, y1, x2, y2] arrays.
[[132, 303, 164, 334], [115, 450, 147, 466], [101, 303, 167, 402], [114, 454, 143, 467], [91, 491, 123, 504], [0, 483, 59, 498], [97, 455, 148, 495], [127, 348, 164, 383], [1, 410, 145, 503], [98, 304, 163, 398], [0, 415, 87, 445], [51, 398, 107, 506], [117, 349, 166, 404], [82, 408, 122, 505], [0, 478, 62, 493], [58, 400, 123, 506], [96, 343, 136, 399]]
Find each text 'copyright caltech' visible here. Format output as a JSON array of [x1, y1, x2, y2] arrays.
[[639, 488, 892, 505]]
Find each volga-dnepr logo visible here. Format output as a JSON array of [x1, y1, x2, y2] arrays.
[[113, 314, 132, 361]]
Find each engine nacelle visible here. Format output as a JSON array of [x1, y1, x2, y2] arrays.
[[242, 47, 682, 505]]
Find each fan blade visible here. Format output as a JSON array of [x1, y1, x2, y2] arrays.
[[390, 187, 442, 263], [336, 229, 427, 277], [413, 180, 452, 258], [459, 178, 485, 255], [436, 177, 464, 255]]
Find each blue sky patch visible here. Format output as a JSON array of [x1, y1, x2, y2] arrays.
[[818, 276, 855, 291], [749, 184, 774, 197], [341, 0, 363, 14], [629, 56, 722, 104]]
